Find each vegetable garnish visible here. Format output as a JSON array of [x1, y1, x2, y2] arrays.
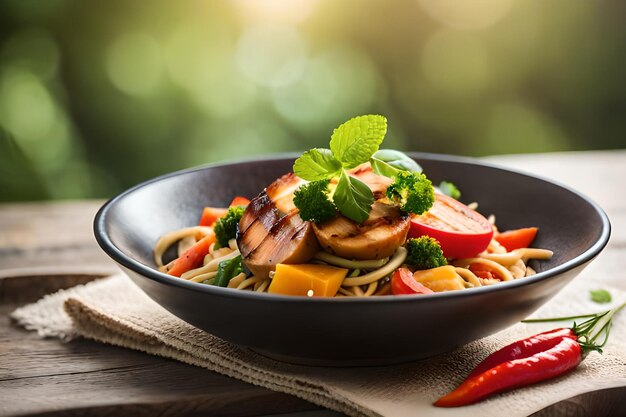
[[385, 171, 435, 216], [213, 206, 246, 248], [434, 302, 626, 407], [405, 236, 447, 270], [590, 289, 612, 304], [293, 115, 386, 223], [293, 115, 434, 223], [371, 149, 423, 173], [292, 179, 337, 223]]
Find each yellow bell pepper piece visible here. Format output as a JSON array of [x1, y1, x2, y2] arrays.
[[413, 265, 465, 292], [268, 263, 348, 297]]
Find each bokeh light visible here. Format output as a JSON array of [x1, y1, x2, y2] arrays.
[[233, 0, 318, 24], [0, 69, 56, 143], [105, 32, 164, 96], [421, 30, 491, 99], [164, 21, 233, 94], [272, 45, 380, 132], [1, 28, 60, 81], [418, 0, 515, 30], [485, 102, 568, 154], [236, 24, 308, 88]]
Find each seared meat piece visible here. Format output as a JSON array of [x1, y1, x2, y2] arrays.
[[237, 178, 318, 279], [265, 172, 305, 214], [312, 202, 410, 260]]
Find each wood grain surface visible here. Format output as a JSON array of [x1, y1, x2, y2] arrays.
[[1, 150, 625, 417], [0, 273, 323, 417]]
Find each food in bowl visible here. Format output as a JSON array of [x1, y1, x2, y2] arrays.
[[154, 115, 553, 297]]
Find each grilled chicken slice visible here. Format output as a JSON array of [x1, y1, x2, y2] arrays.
[[237, 191, 281, 257], [265, 172, 305, 214], [312, 202, 410, 260], [242, 210, 319, 278], [237, 188, 318, 278]]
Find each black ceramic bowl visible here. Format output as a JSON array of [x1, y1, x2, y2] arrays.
[[94, 153, 610, 366]]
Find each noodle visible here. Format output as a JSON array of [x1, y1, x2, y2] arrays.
[[228, 273, 246, 288], [189, 271, 218, 283], [314, 251, 389, 270], [237, 276, 266, 290], [363, 281, 378, 297], [342, 247, 408, 287], [453, 257, 515, 281], [454, 267, 482, 288]]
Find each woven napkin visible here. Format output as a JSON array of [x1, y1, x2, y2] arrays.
[[11, 273, 626, 417]]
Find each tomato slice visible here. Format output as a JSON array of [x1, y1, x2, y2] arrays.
[[391, 268, 434, 295], [494, 227, 538, 252], [409, 194, 494, 259]]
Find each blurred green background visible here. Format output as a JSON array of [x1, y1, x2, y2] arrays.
[[1, 0, 624, 202]]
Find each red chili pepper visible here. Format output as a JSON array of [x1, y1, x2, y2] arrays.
[[435, 337, 581, 407], [434, 302, 625, 407], [466, 327, 576, 378]]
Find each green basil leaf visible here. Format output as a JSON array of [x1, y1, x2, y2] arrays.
[[438, 181, 461, 200], [370, 156, 402, 178], [293, 148, 342, 181], [332, 169, 374, 223], [590, 289, 612, 304], [373, 149, 422, 173], [330, 115, 387, 169], [213, 255, 243, 287]]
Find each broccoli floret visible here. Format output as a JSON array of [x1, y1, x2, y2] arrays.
[[386, 171, 435, 215], [293, 179, 338, 223], [213, 206, 245, 248], [405, 236, 447, 270]]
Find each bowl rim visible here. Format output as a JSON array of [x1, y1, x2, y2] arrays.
[[94, 152, 611, 304]]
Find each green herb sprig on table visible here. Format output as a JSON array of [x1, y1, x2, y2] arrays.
[[590, 289, 612, 304]]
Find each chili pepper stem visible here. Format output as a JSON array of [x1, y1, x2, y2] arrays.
[[588, 302, 625, 340], [522, 313, 598, 323], [523, 302, 626, 356]]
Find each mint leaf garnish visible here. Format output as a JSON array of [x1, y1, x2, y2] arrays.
[[590, 289, 612, 304], [370, 156, 401, 178], [439, 181, 461, 200], [373, 149, 422, 173], [330, 115, 387, 169], [293, 148, 342, 181], [333, 170, 374, 223], [292, 115, 435, 225]]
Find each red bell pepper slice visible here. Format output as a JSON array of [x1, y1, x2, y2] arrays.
[[391, 267, 434, 295], [494, 227, 538, 252]]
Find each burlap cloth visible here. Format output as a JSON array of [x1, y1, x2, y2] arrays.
[[11, 273, 626, 417]]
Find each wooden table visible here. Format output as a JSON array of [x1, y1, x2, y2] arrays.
[[1, 150, 625, 417]]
